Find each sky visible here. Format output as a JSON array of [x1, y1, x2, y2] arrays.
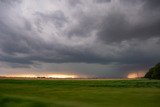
[[0, 0, 160, 78]]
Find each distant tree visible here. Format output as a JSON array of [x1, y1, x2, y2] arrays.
[[144, 63, 160, 79]]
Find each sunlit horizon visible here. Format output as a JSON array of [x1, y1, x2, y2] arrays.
[[127, 72, 145, 79], [0, 74, 79, 78], [0, 72, 146, 79]]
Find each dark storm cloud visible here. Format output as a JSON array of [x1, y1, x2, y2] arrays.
[[0, 12, 107, 65], [144, 0, 160, 9], [0, 0, 160, 77], [97, 12, 160, 43], [97, 0, 160, 43], [0, 19, 43, 55], [94, 0, 111, 4]]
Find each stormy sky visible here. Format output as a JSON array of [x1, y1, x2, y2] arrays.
[[0, 0, 160, 78]]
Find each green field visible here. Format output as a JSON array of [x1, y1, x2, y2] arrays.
[[0, 78, 160, 107]]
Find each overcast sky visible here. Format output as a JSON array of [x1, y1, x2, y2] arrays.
[[0, 0, 160, 78]]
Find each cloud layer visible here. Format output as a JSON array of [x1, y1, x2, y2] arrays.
[[0, 0, 160, 77]]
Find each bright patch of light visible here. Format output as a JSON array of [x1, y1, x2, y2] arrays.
[[127, 72, 145, 79], [3, 74, 78, 78], [48, 74, 78, 78], [127, 73, 138, 79]]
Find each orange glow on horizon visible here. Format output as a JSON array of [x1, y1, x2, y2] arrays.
[[48, 74, 78, 78], [3, 74, 78, 78], [127, 72, 145, 79], [127, 73, 138, 79]]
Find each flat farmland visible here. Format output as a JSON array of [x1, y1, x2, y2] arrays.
[[0, 78, 160, 107]]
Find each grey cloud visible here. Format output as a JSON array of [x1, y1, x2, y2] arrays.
[[67, 15, 97, 37], [0, 19, 41, 55], [144, 0, 160, 9], [120, 0, 143, 5], [0, 15, 105, 65], [0, 55, 32, 64], [94, 0, 111, 4], [97, 11, 160, 43], [67, 0, 82, 7], [97, 12, 129, 43], [96, 0, 160, 43], [0, 0, 160, 77], [67, 0, 160, 43], [0, 0, 21, 5], [121, 0, 160, 10], [35, 11, 68, 28]]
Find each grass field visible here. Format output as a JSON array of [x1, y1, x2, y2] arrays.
[[0, 78, 160, 107]]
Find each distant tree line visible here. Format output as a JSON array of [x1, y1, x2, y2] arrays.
[[144, 63, 160, 79]]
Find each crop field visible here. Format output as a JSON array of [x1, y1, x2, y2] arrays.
[[0, 78, 160, 107]]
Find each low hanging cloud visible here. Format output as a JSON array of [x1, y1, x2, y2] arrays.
[[0, 0, 160, 77]]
